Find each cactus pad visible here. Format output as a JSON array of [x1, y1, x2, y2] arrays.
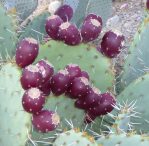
[[120, 17, 149, 91], [0, 63, 31, 146], [53, 129, 98, 146], [19, 12, 49, 42], [97, 133, 149, 146], [0, 5, 17, 59], [118, 73, 149, 133], [36, 40, 115, 92]]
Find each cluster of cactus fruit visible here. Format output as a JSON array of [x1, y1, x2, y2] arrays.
[[1, 0, 149, 146], [16, 36, 116, 133]]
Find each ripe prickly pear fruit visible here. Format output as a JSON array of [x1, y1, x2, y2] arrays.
[[36, 59, 54, 83], [50, 69, 70, 96], [75, 87, 101, 109], [80, 71, 90, 80], [15, 38, 39, 68], [84, 111, 97, 124], [54, 4, 73, 22], [81, 18, 102, 42], [58, 22, 82, 45], [84, 87, 101, 108], [99, 30, 125, 58], [85, 13, 102, 26], [45, 15, 63, 40], [67, 77, 90, 99], [20, 65, 42, 90], [22, 88, 45, 114], [65, 64, 81, 80], [88, 92, 116, 116], [146, 0, 149, 9], [32, 110, 60, 133], [39, 80, 51, 96]]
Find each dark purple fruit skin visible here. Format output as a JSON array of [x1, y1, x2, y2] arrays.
[[88, 92, 116, 116], [22, 88, 45, 114], [147, 0, 149, 9], [85, 13, 102, 26], [81, 18, 102, 43], [20, 65, 42, 90], [75, 98, 86, 109], [50, 70, 70, 96], [65, 64, 81, 80], [67, 77, 90, 99], [99, 30, 125, 58], [39, 80, 51, 96], [80, 71, 90, 80], [15, 38, 39, 68], [45, 15, 63, 40], [54, 4, 73, 22], [75, 87, 101, 109], [58, 22, 82, 46], [83, 88, 101, 109], [32, 110, 60, 133], [36, 59, 54, 83], [84, 111, 97, 124]]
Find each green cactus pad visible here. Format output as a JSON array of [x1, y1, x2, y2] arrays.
[[0, 63, 31, 146], [72, 0, 112, 26], [119, 17, 149, 91], [118, 73, 149, 133], [36, 40, 115, 92], [31, 94, 87, 145], [0, 5, 17, 59], [19, 12, 49, 42], [0, 0, 38, 21], [44, 95, 85, 128], [53, 129, 98, 146], [97, 133, 149, 146]]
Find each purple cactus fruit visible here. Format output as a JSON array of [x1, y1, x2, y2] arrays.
[[54, 4, 73, 22], [75, 98, 86, 109], [58, 22, 82, 46], [22, 88, 45, 114], [88, 92, 116, 116], [81, 18, 102, 43], [99, 30, 125, 58], [39, 80, 51, 96], [84, 13, 102, 26], [15, 38, 39, 68], [84, 87, 101, 109], [32, 110, 60, 133], [20, 65, 42, 90], [45, 15, 63, 40], [36, 59, 54, 83], [67, 77, 90, 99], [65, 64, 81, 80], [80, 71, 90, 80], [75, 87, 101, 109], [146, 0, 149, 9], [84, 112, 97, 124], [50, 69, 70, 96]]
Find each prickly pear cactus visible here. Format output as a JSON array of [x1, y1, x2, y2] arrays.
[[44, 95, 85, 128], [0, 63, 31, 146], [53, 129, 98, 146], [0, 5, 17, 59], [97, 133, 149, 146], [118, 73, 149, 133], [119, 17, 149, 91], [72, 0, 112, 26], [36, 40, 115, 92], [19, 12, 50, 42], [0, 0, 38, 21]]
